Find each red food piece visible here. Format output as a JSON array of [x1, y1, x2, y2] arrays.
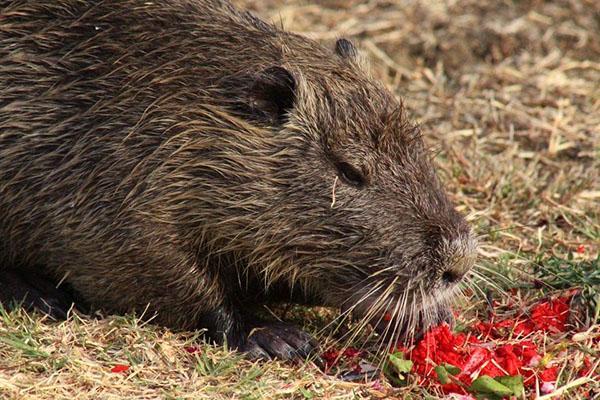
[[474, 317, 535, 339], [579, 356, 592, 377], [184, 346, 201, 354], [473, 296, 570, 339], [513, 340, 538, 365], [409, 324, 479, 393], [539, 366, 558, 382], [322, 346, 366, 375], [497, 345, 520, 375], [461, 347, 490, 375], [512, 320, 535, 336], [110, 364, 130, 373], [530, 297, 569, 333], [322, 349, 340, 369], [576, 244, 585, 254], [342, 347, 362, 358]]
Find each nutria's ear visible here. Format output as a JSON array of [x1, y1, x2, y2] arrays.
[[334, 38, 368, 71], [335, 38, 358, 59], [223, 66, 296, 125], [247, 66, 296, 125]]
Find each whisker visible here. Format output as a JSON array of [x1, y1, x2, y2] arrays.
[[337, 278, 396, 350], [315, 280, 384, 340]]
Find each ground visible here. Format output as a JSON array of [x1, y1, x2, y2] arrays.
[[0, 0, 598, 399]]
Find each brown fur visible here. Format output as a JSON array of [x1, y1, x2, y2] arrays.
[[0, 0, 476, 358]]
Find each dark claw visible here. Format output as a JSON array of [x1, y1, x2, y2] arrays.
[[240, 321, 318, 361], [241, 339, 272, 360], [340, 360, 380, 381]]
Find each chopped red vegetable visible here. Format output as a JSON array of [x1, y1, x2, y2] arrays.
[[110, 364, 130, 373], [399, 295, 574, 395], [184, 346, 201, 354]]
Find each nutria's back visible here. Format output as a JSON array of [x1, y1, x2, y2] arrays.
[[0, 0, 476, 359]]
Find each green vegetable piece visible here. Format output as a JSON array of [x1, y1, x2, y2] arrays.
[[442, 363, 461, 375], [494, 375, 524, 396], [435, 365, 450, 384], [388, 353, 413, 374], [469, 375, 513, 397], [299, 388, 313, 399], [434, 363, 461, 385]]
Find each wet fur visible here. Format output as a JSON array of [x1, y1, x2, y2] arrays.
[[0, 0, 476, 357]]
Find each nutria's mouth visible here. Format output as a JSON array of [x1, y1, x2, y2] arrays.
[[339, 287, 457, 344]]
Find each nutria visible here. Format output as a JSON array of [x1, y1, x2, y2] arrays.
[[0, 0, 477, 359]]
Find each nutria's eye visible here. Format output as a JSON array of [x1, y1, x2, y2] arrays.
[[336, 162, 365, 187]]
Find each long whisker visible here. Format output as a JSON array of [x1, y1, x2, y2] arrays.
[[336, 278, 396, 350], [374, 287, 406, 371], [315, 280, 385, 340], [469, 270, 507, 295]]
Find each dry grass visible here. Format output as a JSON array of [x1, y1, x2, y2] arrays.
[[1, 0, 598, 399]]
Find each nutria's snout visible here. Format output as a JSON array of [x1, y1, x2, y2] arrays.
[[336, 215, 478, 345], [416, 208, 479, 288], [440, 240, 478, 285], [434, 233, 478, 287]]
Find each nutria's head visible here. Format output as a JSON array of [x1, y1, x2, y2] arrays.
[[210, 36, 477, 344]]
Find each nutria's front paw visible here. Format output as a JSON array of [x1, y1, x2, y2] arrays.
[[0, 269, 75, 320], [241, 321, 318, 361]]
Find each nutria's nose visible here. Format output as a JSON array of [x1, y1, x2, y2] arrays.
[[440, 237, 477, 284], [438, 232, 477, 284], [441, 269, 462, 284]]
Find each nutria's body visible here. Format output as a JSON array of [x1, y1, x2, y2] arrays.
[[0, 0, 477, 358]]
